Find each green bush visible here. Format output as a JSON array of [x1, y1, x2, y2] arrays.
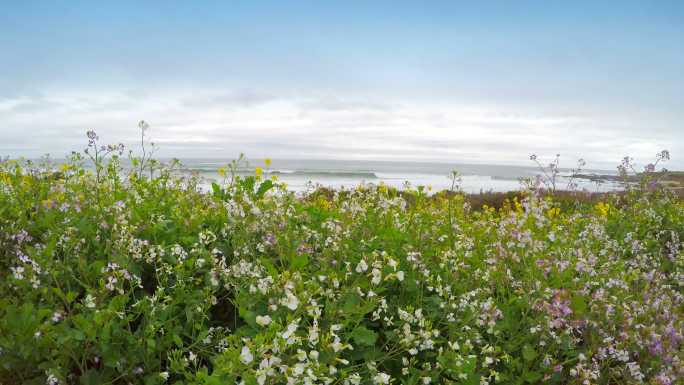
[[0, 138, 682, 385]]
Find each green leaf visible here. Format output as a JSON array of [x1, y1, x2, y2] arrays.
[[146, 337, 156, 351], [291, 253, 309, 270], [256, 180, 274, 198], [342, 293, 361, 314], [522, 344, 537, 362], [570, 295, 587, 315], [242, 176, 256, 192], [240, 309, 257, 328], [350, 325, 377, 346], [66, 291, 78, 303], [524, 371, 542, 383], [459, 356, 480, 385], [211, 182, 221, 195], [71, 328, 86, 341], [173, 334, 183, 348]]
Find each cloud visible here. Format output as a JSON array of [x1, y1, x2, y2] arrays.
[[0, 89, 681, 170], [182, 90, 279, 108], [298, 96, 395, 112]]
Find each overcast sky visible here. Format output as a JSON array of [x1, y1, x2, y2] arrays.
[[1, 1, 682, 169]]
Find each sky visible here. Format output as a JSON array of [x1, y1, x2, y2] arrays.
[[1, 1, 683, 169]]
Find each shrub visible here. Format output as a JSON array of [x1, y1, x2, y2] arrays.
[[0, 134, 682, 384]]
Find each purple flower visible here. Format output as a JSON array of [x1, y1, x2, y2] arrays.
[[649, 339, 664, 356], [655, 374, 672, 385], [297, 243, 313, 255], [262, 233, 277, 246], [12, 230, 32, 244]]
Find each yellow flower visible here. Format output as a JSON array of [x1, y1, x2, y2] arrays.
[[595, 202, 610, 217], [547, 207, 560, 218], [514, 199, 524, 213], [255, 167, 263, 177], [264, 158, 272, 167], [59, 164, 70, 173], [271, 175, 279, 181], [378, 183, 388, 195], [217, 167, 227, 178], [318, 197, 331, 210]]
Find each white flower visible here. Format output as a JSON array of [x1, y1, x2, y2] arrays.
[[308, 323, 320, 344], [256, 315, 272, 326], [371, 268, 382, 285], [240, 346, 254, 364], [159, 372, 169, 381], [281, 319, 300, 340], [11, 266, 24, 280], [257, 375, 266, 385], [105, 276, 117, 291], [331, 337, 346, 352], [83, 294, 96, 308], [627, 362, 644, 381], [281, 291, 299, 310], [396, 271, 405, 281], [355, 259, 368, 273], [348, 373, 362, 385], [46, 374, 59, 385], [373, 372, 391, 384]]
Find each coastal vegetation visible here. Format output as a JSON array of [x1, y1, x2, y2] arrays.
[[0, 131, 682, 384]]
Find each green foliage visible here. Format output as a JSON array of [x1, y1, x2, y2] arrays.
[[0, 147, 683, 385]]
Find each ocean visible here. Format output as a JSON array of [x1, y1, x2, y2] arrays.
[[178, 158, 621, 194]]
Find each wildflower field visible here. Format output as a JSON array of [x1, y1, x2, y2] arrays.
[[1, 140, 683, 384]]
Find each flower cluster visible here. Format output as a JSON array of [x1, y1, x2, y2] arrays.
[[0, 147, 682, 385]]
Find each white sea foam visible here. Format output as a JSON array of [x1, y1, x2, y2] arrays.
[[183, 158, 620, 194]]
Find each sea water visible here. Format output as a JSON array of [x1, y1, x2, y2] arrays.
[[179, 158, 621, 194]]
